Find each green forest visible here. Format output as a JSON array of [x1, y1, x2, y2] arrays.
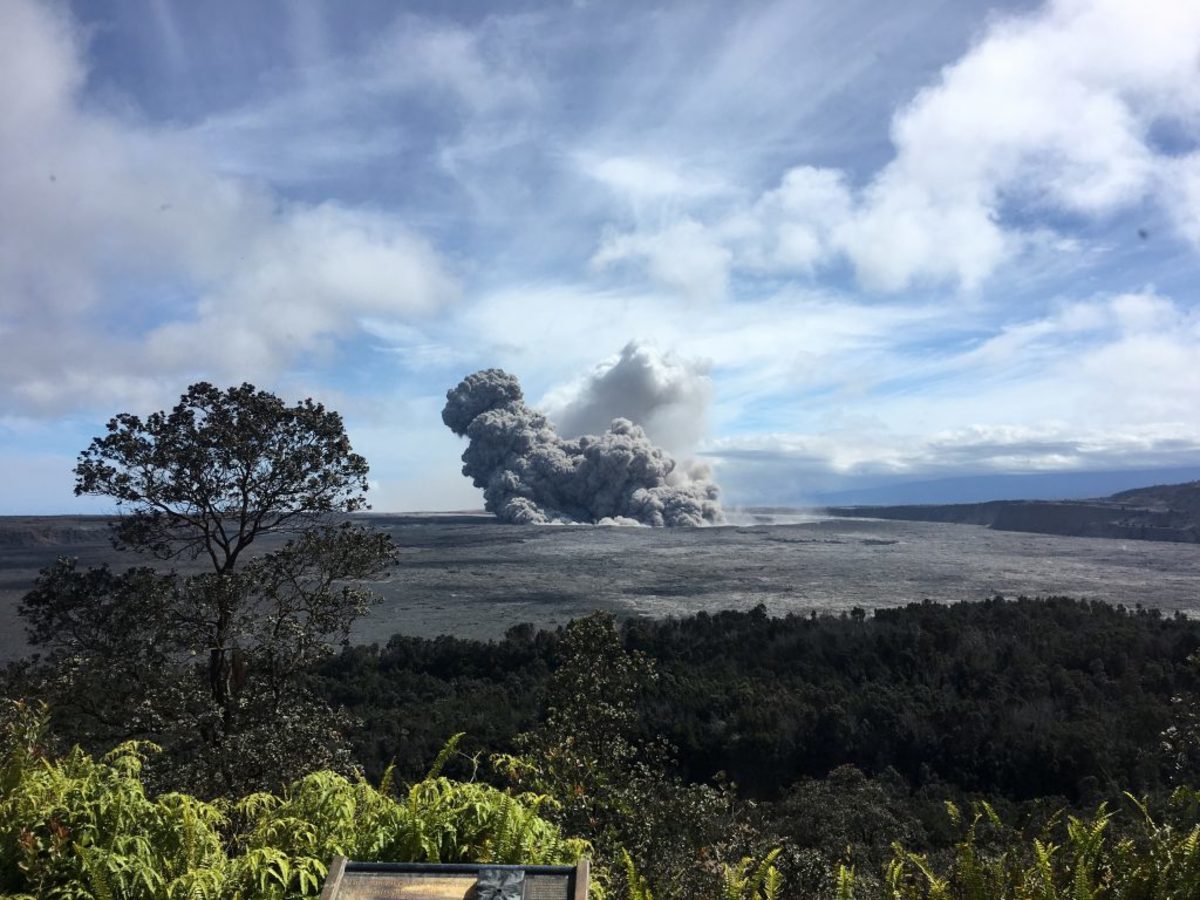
[[9, 599, 1200, 898], [5, 384, 1200, 898]]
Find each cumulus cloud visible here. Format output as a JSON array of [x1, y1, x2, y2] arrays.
[[589, 0, 1200, 295], [542, 341, 713, 455], [0, 0, 457, 416], [142, 205, 453, 375], [724, 166, 854, 274], [442, 367, 722, 526], [834, 0, 1200, 290]]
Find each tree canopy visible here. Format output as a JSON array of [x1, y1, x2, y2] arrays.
[[21, 383, 395, 794], [74, 382, 371, 571]]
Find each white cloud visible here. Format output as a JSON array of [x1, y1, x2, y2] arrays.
[[1163, 152, 1200, 246], [588, 0, 1200, 295], [703, 288, 1200, 497], [834, 0, 1200, 291], [193, 12, 540, 181], [946, 290, 1200, 410], [143, 204, 455, 377], [712, 422, 1200, 476], [591, 219, 731, 302], [453, 281, 942, 390], [578, 154, 730, 203], [725, 166, 854, 273], [0, 0, 458, 416], [7, 0, 1200, 511]]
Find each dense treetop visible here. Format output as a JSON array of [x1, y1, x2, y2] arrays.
[[74, 381, 370, 569], [20, 382, 395, 796]]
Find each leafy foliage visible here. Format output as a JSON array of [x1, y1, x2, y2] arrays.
[[73, 382, 370, 568], [718, 848, 783, 900], [500, 614, 775, 900], [18, 534, 394, 796], [12, 518, 1200, 900], [303, 598, 1200, 896], [885, 793, 1200, 899], [19, 384, 397, 795], [624, 598, 1198, 801], [0, 701, 591, 900], [319, 598, 1200, 803]]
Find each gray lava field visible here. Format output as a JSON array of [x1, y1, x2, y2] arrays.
[[2, 513, 1199, 662]]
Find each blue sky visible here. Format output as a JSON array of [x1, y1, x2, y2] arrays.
[[1, 0, 1199, 513]]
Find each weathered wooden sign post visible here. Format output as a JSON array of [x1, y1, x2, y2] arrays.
[[318, 858, 590, 900]]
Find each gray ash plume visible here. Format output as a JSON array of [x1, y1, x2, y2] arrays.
[[442, 368, 723, 526]]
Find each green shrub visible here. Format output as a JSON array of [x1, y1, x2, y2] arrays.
[[0, 701, 591, 899], [885, 794, 1200, 899]]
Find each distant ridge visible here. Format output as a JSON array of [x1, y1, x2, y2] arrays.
[[809, 466, 1200, 506], [825, 480, 1200, 543], [0, 512, 497, 549], [0, 516, 112, 548]]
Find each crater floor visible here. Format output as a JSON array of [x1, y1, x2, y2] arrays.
[[2, 513, 1198, 660]]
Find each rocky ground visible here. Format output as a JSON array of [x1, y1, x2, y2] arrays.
[[3, 512, 1199, 662]]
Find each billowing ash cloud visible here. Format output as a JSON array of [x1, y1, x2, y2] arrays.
[[544, 341, 712, 456], [442, 368, 723, 526]]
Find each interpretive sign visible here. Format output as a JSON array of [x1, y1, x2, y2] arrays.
[[318, 858, 589, 900]]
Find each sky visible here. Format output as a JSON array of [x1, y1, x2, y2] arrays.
[[1, 0, 1199, 514]]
